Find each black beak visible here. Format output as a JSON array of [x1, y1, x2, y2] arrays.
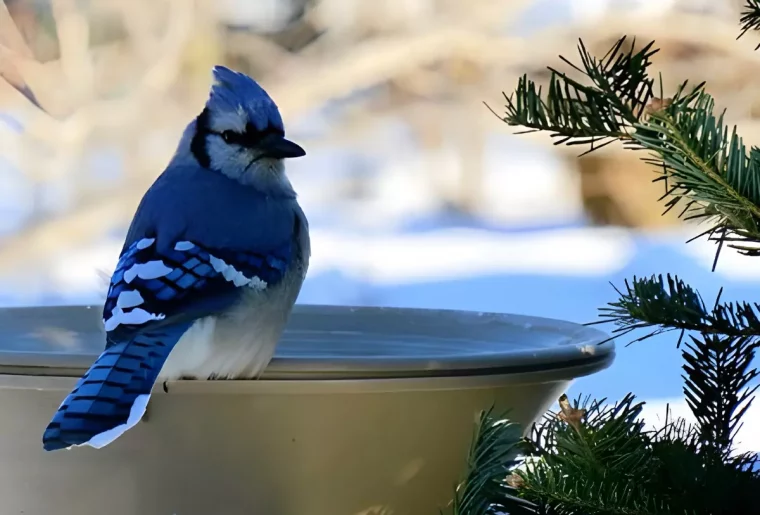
[[259, 133, 306, 159]]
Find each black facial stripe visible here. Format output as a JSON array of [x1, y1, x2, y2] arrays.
[[221, 130, 244, 145], [212, 124, 285, 149], [245, 122, 284, 139], [190, 107, 211, 169], [223, 123, 285, 148]]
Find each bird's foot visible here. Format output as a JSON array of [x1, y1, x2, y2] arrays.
[[144, 380, 171, 423]]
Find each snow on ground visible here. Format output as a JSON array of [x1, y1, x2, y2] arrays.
[[41, 225, 634, 297]]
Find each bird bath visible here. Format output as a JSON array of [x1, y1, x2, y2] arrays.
[[0, 304, 613, 515]]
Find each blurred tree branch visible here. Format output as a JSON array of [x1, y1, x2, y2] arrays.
[[5, 0, 760, 281]]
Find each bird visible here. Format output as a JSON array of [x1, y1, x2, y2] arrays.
[[42, 65, 310, 451]]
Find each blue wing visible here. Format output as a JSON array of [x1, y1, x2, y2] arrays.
[[102, 237, 292, 341], [42, 237, 293, 451]]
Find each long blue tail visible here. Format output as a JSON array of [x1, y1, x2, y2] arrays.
[[42, 324, 189, 451]]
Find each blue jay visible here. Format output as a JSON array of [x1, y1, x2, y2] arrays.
[[42, 66, 310, 451]]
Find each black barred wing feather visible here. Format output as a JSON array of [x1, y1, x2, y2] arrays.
[[102, 237, 292, 343]]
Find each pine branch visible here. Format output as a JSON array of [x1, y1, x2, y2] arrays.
[[738, 0, 760, 48], [446, 408, 529, 515], [590, 274, 760, 343], [505, 394, 669, 515], [507, 393, 760, 515], [648, 405, 702, 451], [681, 334, 759, 456], [490, 37, 656, 156], [512, 463, 667, 515], [649, 412, 760, 515], [474, 14, 760, 515], [512, 468, 675, 515], [590, 276, 760, 505], [493, 37, 760, 260], [527, 394, 651, 481], [633, 90, 760, 259]]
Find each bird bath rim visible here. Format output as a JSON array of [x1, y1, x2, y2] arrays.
[[0, 304, 614, 381]]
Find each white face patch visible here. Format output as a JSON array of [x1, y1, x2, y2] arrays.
[[205, 106, 274, 183], [209, 109, 247, 134], [123, 260, 173, 283], [116, 290, 145, 309], [103, 307, 166, 331], [206, 136, 258, 180], [208, 254, 268, 290]]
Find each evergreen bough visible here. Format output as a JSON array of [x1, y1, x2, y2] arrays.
[[448, 3, 760, 514]]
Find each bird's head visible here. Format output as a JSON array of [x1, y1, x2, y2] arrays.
[[189, 66, 305, 191]]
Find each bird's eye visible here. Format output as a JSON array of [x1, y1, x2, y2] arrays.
[[221, 131, 236, 143]]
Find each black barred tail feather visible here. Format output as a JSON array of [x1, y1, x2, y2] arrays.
[[42, 324, 189, 451]]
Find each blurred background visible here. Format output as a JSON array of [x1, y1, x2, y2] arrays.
[[0, 0, 758, 450]]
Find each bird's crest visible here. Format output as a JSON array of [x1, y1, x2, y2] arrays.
[[206, 66, 283, 131]]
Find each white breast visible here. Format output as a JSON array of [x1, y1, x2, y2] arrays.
[[157, 264, 306, 381], [159, 201, 310, 382]]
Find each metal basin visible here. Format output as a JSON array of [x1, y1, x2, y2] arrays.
[[0, 304, 614, 515]]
